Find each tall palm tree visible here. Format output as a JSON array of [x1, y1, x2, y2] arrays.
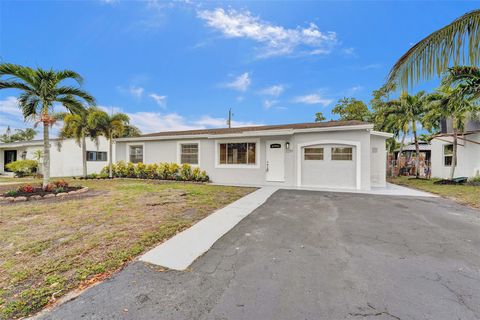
[[387, 9, 480, 89], [87, 110, 130, 178], [447, 66, 480, 99], [382, 92, 428, 177], [0, 64, 95, 188], [58, 107, 102, 178], [426, 85, 478, 179], [375, 98, 410, 176]]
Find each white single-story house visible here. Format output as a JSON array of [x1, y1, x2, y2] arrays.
[[430, 118, 480, 179], [115, 120, 392, 190], [0, 137, 110, 177]]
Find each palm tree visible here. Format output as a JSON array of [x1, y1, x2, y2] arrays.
[[387, 10, 480, 89], [0, 64, 95, 188], [58, 107, 102, 178], [425, 85, 478, 179], [87, 110, 130, 178], [447, 66, 480, 99], [383, 92, 428, 177], [375, 98, 410, 176], [121, 124, 142, 137]]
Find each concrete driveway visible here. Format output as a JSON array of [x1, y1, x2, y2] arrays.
[[39, 190, 480, 320]]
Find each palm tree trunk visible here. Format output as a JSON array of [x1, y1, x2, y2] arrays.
[[108, 137, 113, 178], [412, 121, 420, 178], [82, 135, 87, 178], [450, 128, 458, 180], [396, 131, 407, 177], [42, 122, 50, 189]]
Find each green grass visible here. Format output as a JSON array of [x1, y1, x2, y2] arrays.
[[0, 179, 254, 319], [389, 176, 480, 208]]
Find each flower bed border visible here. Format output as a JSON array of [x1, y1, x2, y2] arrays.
[[0, 187, 89, 203]]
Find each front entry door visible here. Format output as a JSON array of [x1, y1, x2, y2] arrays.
[[266, 140, 285, 182], [4, 150, 17, 171]]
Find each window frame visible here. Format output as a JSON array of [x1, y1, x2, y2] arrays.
[[177, 141, 201, 166], [331, 147, 353, 161], [86, 151, 108, 162], [443, 144, 453, 167], [215, 139, 260, 169], [126, 142, 145, 164], [304, 147, 324, 161]]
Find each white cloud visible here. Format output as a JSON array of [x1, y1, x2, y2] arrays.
[[100, 0, 117, 4], [293, 93, 332, 106], [260, 85, 284, 97], [223, 72, 251, 92], [129, 86, 144, 98], [149, 93, 167, 107], [198, 8, 337, 58], [98, 105, 261, 134], [0, 96, 22, 117], [194, 115, 261, 128], [263, 99, 278, 109], [342, 47, 355, 56]]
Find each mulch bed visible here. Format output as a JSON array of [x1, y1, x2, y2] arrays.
[[3, 186, 83, 198]]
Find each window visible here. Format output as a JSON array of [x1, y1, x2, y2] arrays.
[[219, 143, 256, 165], [86, 151, 107, 162], [180, 143, 198, 165], [331, 147, 353, 160], [304, 147, 324, 160], [444, 144, 453, 166], [129, 145, 143, 163]]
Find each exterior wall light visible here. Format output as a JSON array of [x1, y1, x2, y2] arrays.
[[285, 141, 290, 150]]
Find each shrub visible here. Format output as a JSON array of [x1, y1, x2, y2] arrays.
[[44, 183, 56, 192], [53, 180, 69, 188], [179, 164, 192, 181], [53, 187, 66, 194], [467, 175, 480, 186], [5, 190, 18, 197], [18, 184, 35, 193], [101, 161, 209, 182], [5, 160, 38, 177]]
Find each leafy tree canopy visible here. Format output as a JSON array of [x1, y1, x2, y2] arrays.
[[0, 127, 37, 143], [332, 98, 371, 122], [314, 112, 326, 122]]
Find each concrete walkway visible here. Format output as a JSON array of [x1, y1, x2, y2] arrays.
[[140, 186, 279, 270]]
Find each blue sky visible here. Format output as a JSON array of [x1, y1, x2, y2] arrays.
[[0, 0, 478, 136]]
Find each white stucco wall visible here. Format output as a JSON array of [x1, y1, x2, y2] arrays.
[[115, 129, 380, 190], [431, 133, 480, 179], [0, 137, 110, 177], [370, 135, 387, 187]]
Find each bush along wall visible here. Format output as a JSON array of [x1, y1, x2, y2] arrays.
[[5, 159, 38, 177], [99, 161, 209, 182]]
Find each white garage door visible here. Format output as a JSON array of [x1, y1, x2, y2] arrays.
[[301, 144, 356, 189]]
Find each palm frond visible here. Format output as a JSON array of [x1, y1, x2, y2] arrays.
[[56, 70, 84, 85], [387, 9, 480, 89], [57, 95, 87, 115], [55, 86, 96, 105], [0, 80, 33, 91], [0, 63, 37, 86]]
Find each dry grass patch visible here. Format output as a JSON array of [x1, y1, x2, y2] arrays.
[[0, 179, 254, 319], [389, 176, 480, 208]]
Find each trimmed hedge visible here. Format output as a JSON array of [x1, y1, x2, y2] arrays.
[[100, 161, 209, 182], [5, 159, 38, 177]]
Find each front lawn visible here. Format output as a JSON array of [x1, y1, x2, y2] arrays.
[[389, 176, 480, 208], [0, 179, 254, 319]]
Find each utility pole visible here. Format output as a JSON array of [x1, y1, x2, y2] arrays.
[[227, 108, 233, 128]]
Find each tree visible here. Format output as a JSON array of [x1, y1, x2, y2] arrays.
[[387, 9, 480, 89], [447, 66, 480, 99], [87, 110, 130, 178], [425, 84, 478, 179], [374, 98, 410, 176], [0, 127, 36, 143], [314, 112, 326, 122], [332, 98, 371, 121], [0, 64, 95, 188], [58, 107, 102, 178], [120, 124, 142, 137]]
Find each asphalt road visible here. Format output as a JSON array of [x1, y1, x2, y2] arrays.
[[39, 190, 480, 320]]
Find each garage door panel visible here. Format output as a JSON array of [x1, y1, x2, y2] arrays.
[[301, 144, 356, 189]]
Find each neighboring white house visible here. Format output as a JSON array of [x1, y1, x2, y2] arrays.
[[0, 137, 111, 177], [430, 119, 480, 179], [430, 121, 480, 179], [115, 120, 392, 190]]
